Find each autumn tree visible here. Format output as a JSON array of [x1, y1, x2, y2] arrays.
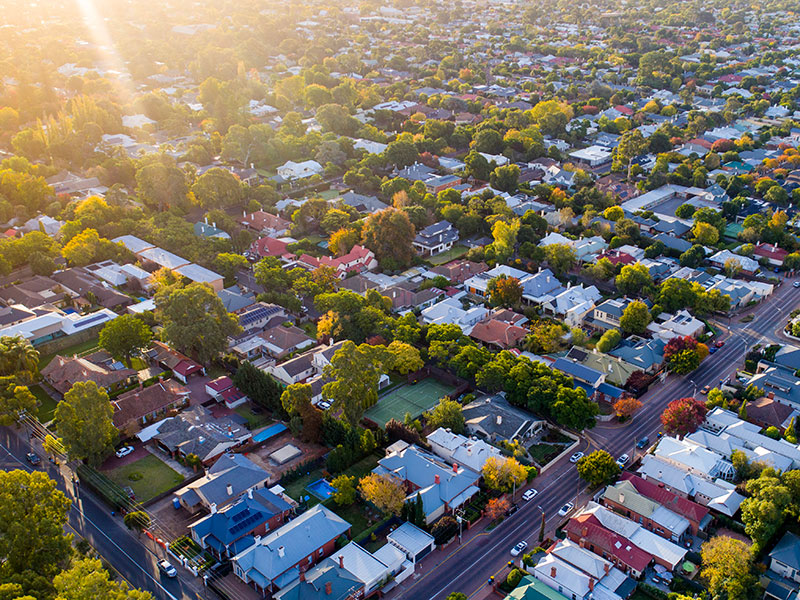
[[482, 456, 528, 493], [613, 396, 643, 419], [487, 274, 523, 307], [330, 474, 356, 506], [486, 497, 510, 520], [661, 397, 708, 438], [54, 381, 117, 466], [700, 536, 759, 600], [385, 341, 423, 374], [577, 450, 621, 487], [425, 398, 465, 434], [358, 473, 406, 516], [98, 315, 152, 367], [54, 557, 153, 600], [361, 208, 415, 270]]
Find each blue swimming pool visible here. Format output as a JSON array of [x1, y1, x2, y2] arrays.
[[306, 478, 337, 501]]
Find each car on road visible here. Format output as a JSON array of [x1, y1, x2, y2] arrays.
[[708, 347, 717, 354], [26, 452, 40, 465], [115, 446, 134, 458], [701, 385, 711, 394], [158, 560, 177, 578], [510, 541, 528, 556], [636, 436, 650, 449], [794, 281, 800, 288], [714, 341, 725, 348], [522, 489, 538, 501], [616, 454, 629, 468], [569, 452, 584, 463], [558, 502, 574, 517]]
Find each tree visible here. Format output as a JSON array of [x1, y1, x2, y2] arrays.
[[323, 341, 387, 427], [55, 381, 117, 466], [596, 329, 621, 353], [615, 263, 652, 295], [490, 164, 521, 193], [552, 387, 599, 430], [329, 228, 360, 257], [362, 208, 415, 270], [425, 398, 465, 434], [464, 151, 491, 180], [473, 128, 503, 154], [98, 315, 152, 367], [280, 383, 313, 417], [692, 221, 719, 245], [0, 336, 39, 383], [481, 456, 528, 493], [741, 469, 791, 549], [679, 244, 706, 268], [54, 557, 153, 600], [0, 470, 72, 582], [358, 473, 406, 516], [214, 253, 249, 283], [613, 396, 643, 418], [446, 594, 468, 600], [0, 377, 37, 427], [330, 474, 356, 506], [576, 450, 621, 487], [486, 497, 510, 520], [701, 536, 759, 600], [528, 100, 573, 137], [491, 218, 520, 262], [315, 104, 359, 136], [385, 140, 420, 168], [544, 243, 576, 275], [234, 361, 283, 414], [614, 130, 649, 180], [155, 282, 242, 364], [661, 397, 708, 438], [669, 348, 700, 374], [386, 341, 423, 375], [123, 511, 151, 536], [487, 275, 523, 307], [619, 301, 652, 334], [135, 160, 189, 212], [192, 167, 243, 208], [61, 229, 129, 266], [724, 257, 743, 278]]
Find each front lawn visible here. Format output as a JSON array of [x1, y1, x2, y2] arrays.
[[426, 245, 469, 266], [30, 385, 58, 423], [106, 455, 184, 502], [528, 443, 563, 466], [39, 337, 100, 369]]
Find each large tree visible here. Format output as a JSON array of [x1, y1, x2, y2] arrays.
[[361, 208, 415, 270], [425, 398, 465, 434], [358, 473, 405, 516], [54, 557, 153, 600], [700, 536, 759, 600], [544, 243, 576, 275], [619, 301, 652, 334], [385, 341, 423, 375], [0, 336, 39, 383], [191, 167, 243, 208], [233, 361, 283, 414], [481, 456, 528, 493], [0, 377, 37, 427], [615, 263, 652, 295], [155, 282, 242, 364], [576, 450, 621, 487], [487, 274, 522, 307], [54, 381, 117, 466], [98, 315, 152, 367], [323, 341, 388, 427], [660, 397, 708, 438]]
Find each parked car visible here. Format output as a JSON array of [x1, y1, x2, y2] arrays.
[[715, 341, 725, 348], [510, 541, 528, 556], [793, 281, 800, 288], [636, 437, 650, 449], [522, 489, 538, 501], [26, 452, 40, 465], [158, 560, 177, 578], [651, 576, 660, 585], [701, 385, 711, 394], [616, 454, 629, 468], [115, 446, 134, 458], [708, 347, 717, 354], [558, 502, 574, 517], [569, 451, 584, 463]]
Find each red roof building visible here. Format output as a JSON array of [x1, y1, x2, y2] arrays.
[[619, 473, 710, 535], [297, 245, 378, 279], [469, 319, 528, 350], [249, 236, 293, 260], [565, 513, 652, 578], [752, 242, 788, 267]]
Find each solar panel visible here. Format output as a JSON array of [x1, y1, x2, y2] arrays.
[[73, 314, 108, 329]]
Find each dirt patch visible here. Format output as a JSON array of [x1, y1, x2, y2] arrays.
[[715, 527, 752, 546], [149, 494, 198, 541], [241, 430, 328, 483]]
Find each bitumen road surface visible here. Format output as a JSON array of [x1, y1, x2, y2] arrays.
[[393, 277, 799, 600]]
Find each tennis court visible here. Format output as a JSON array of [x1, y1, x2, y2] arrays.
[[365, 378, 457, 426]]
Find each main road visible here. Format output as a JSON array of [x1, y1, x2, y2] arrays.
[[395, 277, 799, 600]]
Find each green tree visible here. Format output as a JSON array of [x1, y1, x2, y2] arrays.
[[619, 301, 652, 334], [135, 160, 189, 212], [490, 164, 521, 193], [361, 208, 416, 270], [55, 381, 117, 466], [233, 361, 283, 414], [155, 282, 242, 364], [191, 167, 243, 208], [425, 398, 465, 434], [552, 386, 599, 430], [214, 253, 249, 283], [487, 274, 523, 307], [615, 263, 652, 295], [330, 474, 356, 506], [0, 377, 38, 427], [123, 511, 151, 536], [669, 349, 700, 374], [464, 151, 491, 180], [386, 341, 423, 375], [741, 469, 791, 549], [281, 383, 313, 417], [544, 243, 576, 275], [491, 219, 520, 262], [692, 221, 719, 245], [323, 342, 388, 427], [385, 140, 420, 169], [528, 100, 573, 137], [614, 130, 649, 179], [54, 557, 153, 600], [700, 536, 759, 600], [596, 329, 621, 353], [576, 450, 621, 487], [0, 336, 39, 383], [98, 315, 152, 367]]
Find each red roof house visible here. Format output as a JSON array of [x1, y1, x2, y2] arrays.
[[565, 513, 652, 577]]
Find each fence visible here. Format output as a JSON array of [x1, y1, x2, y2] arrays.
[[407, 365, 471, 398]]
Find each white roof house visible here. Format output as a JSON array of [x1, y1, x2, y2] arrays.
[[654, 436, 735, 481], [420, 297, 488, 335], [541, 284, 601, 327], [386, 522, 435, 564], [708, 250, 759, 274], [174, 264, 225, 291], [112, 235, 156, 255], [277, 160, 323, 181], [139, 247, 191, 270], [333, 542, 392, 595], [647, 310, 705, 341], [426, 427, 503, 473]]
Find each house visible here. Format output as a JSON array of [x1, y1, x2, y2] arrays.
[[386, 521, 435, 565], [194, 221, 231, 240], [412, 221, 459, 257], [541, 284, 601, 327], [752, 242, 788, 267], [507, 575, 571, 600], [564, 515, 652, 578], [205, 376, 249, 409], [152, 405, 252, 467], [589, 298, 634, 331], [373, 443, 480, 524], [431, 260, 488, 284], [602, 480, 692, 542], [41, 355, 137, 395], [464, 264, 529, 297], [325, 542, 395, 596], [0, 307, 120, 347], [297, 245, 378, 279], [277, 159, 324, 181], [232, 504, 351, 595], [707, 249, 759, 275], [0, 275, 74, 309], [249, 236, 293, 261], [236, 302, 286, 334], [609, 338, 666, 374], [51, 268, 134, 310], [273, 560, 363, 600], [112, 379, 190, 435], [267, 352, 316, 386], [461, 395, 546, 443], [745, 396, 799, 433], [338, 191, 388, 214], [426, 427, 504, 473], [175, 453, 269, 514], [769, 532, 800, 584], [383, 282, 442, 312], [239, 325, 315, 360], [148, 341, 205, 383], [420, 297, 488, 335], [174, 264, 225, 292], [190, 488, 292, 559], [552, 357, 606, 390], [647, 310, 704, 341], [238, 211, 292, 237], [469, 316, 528, 350], [569, 145, 613, 169]]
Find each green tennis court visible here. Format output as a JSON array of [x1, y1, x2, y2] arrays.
[[365, 378, 457, 426]]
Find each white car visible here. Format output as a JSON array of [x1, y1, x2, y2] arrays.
[[510, 541, 528, 556], [558, 502, 574, 517], [115, 446, 134, 458], [158, 560, 177, 578], [616, 454, 629, 468], [569, 452, 584, 463], [522, 489, 538, 501]]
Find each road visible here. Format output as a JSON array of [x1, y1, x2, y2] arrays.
[[0, 427, 202, 600], [396, 277, 800, 600]]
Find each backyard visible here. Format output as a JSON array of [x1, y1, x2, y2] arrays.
[[426, 245, 469, 266], [527, 443, 563, 467], [31, 384, 58, 423], [283, 454, 378, 505], [234, 404, 273, 430], [364, 378, 457, 426], [39, 337, 100, 369], [105, 455, 185, 502]]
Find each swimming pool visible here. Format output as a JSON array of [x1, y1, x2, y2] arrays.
[[306, 478, 337, 501]]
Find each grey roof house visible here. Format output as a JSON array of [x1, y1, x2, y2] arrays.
[[175, 453, 269, 514], [412, 221, 459, 257], [461, 395, 545, 443]]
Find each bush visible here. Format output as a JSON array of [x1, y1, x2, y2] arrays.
[[431, 516, 458, 545], [506, 568, 524, 589]]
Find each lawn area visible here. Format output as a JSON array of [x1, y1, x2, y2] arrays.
[[283, 454, 379, 506], [327, 501, 371, 539], [426, 245, 469, 266], [31, 384, 58, 423], [234, 404, 273, 430], [298, 321, 317, 339], [106, 455, 184, 503], [130, 357, 148, 371], [318, 189, 340, 200], [39, 337, 100, 369], [528, 443, 562, 466]]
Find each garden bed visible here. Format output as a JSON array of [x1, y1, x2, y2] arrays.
[[170, 536, 215, 571], [528, 443, 562, 466]]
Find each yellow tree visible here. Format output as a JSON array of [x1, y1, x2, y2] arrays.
[[386, 341, 423, 374], [481, 456, 527, 493], [613, 396, 643, 418], [701, 536, 758, 600], [358, 473, 406, 516]]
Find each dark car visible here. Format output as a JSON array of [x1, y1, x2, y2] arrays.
[[26, 452, 41, 465], [636, 436, 650, 449]]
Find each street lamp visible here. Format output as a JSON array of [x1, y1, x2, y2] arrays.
[[688, 380, 697, 397]]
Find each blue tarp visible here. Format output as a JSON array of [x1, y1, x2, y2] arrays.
[[252, 423, 287, 443]]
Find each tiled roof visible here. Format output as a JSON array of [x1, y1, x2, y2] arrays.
[[620, 473, 710, 524], [565, 514, 652, 573]]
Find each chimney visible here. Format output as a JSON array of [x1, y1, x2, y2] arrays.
[[550, 566, 557, 578], [582, 527, 588, 537], [325, 582, 332, 595], [227, 484, 234, 496], [580, 538, 586, 548], [604, 563, 610, 575], [247, 488, 253, 500], [618, 493, 624, 503], [768, 391, 775, 399], [210, 503, 217, 514], [453, 463, 459, 473], [434, 474, 441, 485], [589, 579, 595, 592], [339, 555, 344, 569], [278, 546, 285, 558], [299, 570, 305, 582], [497, 415, 503, 426]]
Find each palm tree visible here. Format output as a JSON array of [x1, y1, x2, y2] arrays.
[[0, 336, 40, 383]]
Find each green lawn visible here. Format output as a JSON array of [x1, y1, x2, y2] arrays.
[[39, 337, 100, 369], [426, 245, 469, 266], [130, 357, 148, 371], [30, 385, 58, 423], [528, 443, 562, 466], [327, 501, 371, 539], [318, 190, 340, 200], [106, 455, 184, 502], [234, 404, 273, 430]]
